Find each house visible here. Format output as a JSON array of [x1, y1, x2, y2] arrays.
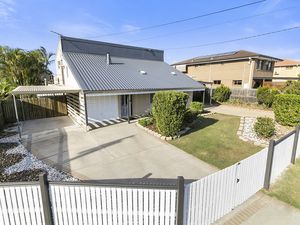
[[12, 36, 204, 131], [273, 59, 300, 83], [172, 50, 282, 89]]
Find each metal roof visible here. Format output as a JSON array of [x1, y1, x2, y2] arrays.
[[61, 36, 164, 61], [63, 52, 204, 92], [12, 85, 80, 95]]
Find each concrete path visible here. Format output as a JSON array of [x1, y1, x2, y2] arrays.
[[214, 192, 300, 225], [206, 104, 274, 118], [21, 117, 217, 180]]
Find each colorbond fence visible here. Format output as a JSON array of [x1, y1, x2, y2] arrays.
[[0, 127, 299, 225]]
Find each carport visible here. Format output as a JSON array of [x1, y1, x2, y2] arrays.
[[11, 85, 81, 138]]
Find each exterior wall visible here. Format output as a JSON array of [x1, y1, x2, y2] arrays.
[[132, 94, 151, 116], [55, 40, 80, 88], [186, 60, 251, 88], [273, 66, 300, 82]]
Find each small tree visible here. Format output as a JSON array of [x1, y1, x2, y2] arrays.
[[152, 91, 188, 136], [212, 85, 231, 102]]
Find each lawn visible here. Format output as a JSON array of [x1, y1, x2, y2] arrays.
[[169, 113, 262, 169], [266, 158, 300, 209]]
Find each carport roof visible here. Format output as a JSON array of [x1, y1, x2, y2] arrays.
[[12, 85, 80, 95]]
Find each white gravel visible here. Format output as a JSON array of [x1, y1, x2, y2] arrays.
[[242, 117, 269, 146], [1, 131, 77, 181]]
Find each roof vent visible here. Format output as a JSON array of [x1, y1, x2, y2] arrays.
[[106, 52, 111, 65], [171, 71, 177, 75], [139, 70, 147, 75]]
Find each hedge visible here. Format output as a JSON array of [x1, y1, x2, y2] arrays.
[[152, 91, 188, 136], [188, 101, 203, 114], [273, 94, 300, 126], [257, 86, 280, 107]]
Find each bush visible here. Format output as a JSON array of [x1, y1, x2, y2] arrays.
[[256, 87, 280, 107], [212, 85, 231, 102], [273, 94, 300, 126], [138, 117, 154, 127], [282, 81, 300, 95], [189, 101, 203, 114], [152, 91, 189, 136], [254, 117, 275, 138]]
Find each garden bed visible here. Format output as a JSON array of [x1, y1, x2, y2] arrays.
[[0, 126, 77, 182]]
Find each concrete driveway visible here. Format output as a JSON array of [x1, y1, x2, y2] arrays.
[[22, 116, 217, 180]]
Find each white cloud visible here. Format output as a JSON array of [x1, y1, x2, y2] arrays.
[[0, 0, 15, 20], [51, 22, 108, 38], [121, 24, 140, 33]]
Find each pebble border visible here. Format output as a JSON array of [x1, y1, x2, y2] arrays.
[[136, 122, 191, 141], [237, 117, 268, 147]]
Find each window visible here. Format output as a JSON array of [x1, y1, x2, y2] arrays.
[[233, 80, 242, 86], [286, 66, 293, 70], [213, 80, 221, 85], [256, 60, 273, 71]]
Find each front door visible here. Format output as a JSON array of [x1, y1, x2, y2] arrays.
[[121, 95, 131, 118]]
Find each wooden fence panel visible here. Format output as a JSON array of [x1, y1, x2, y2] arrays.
[[49, 184, 177, 225], [0, 184, 45, 225], [1, 96, 67, 123]]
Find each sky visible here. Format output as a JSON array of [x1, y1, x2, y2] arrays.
[[1, 0, 300, 73]]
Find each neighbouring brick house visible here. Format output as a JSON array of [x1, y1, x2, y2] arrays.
[[273, 59, 300, 83], [172, 50, 282, 89]]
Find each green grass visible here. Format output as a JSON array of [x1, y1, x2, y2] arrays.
[[169, 114, 262, 169], [266, 158, 300, 209]]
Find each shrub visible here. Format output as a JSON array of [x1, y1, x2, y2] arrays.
[[189, 101, 203, 114], [282, 81, 300, 95], [212, 85, 231, 102], [152, 91, 189, 136], [273, 94, 300, 126], [256, 87, 280, 107], [254, 117, 275, 138], [138, 117, 154, 127]]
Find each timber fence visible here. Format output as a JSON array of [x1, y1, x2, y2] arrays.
[[0, 127, 299, 225]]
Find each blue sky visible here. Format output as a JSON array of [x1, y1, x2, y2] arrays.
[[1, 0, 299, 73]]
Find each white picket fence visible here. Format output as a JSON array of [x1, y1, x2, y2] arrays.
[[49, 184, 177, 225], [0, 128, 299, 225], [0, 184, 45, 225]]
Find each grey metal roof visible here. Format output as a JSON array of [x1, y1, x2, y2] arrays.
[[64, 52, 204, 92], [12, 85, 80, 95], [61, 36, 164, 61]]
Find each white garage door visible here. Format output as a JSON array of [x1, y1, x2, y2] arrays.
[[87, 95, 119, 121]]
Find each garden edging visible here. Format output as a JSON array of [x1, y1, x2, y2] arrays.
[[136, 122, 191, 140]]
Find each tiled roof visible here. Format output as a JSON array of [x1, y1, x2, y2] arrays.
[[275, 59, 300, 67]]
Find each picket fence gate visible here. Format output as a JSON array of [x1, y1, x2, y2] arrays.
[[0, 127, 299, 225]]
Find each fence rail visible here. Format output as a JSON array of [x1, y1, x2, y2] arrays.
[[0, 127, 299, 225]]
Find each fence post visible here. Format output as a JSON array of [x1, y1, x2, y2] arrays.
[[39, 173, 54, 225], [291, 126, 300, 164], [264, 140, 275, 190], [176, 176, 185, 225]]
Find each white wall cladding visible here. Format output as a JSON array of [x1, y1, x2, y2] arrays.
[[0, 185, 45, 225], [87, 95, 119, 122], [270, 133, 295, 184], [49, 184, 177, 225]]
